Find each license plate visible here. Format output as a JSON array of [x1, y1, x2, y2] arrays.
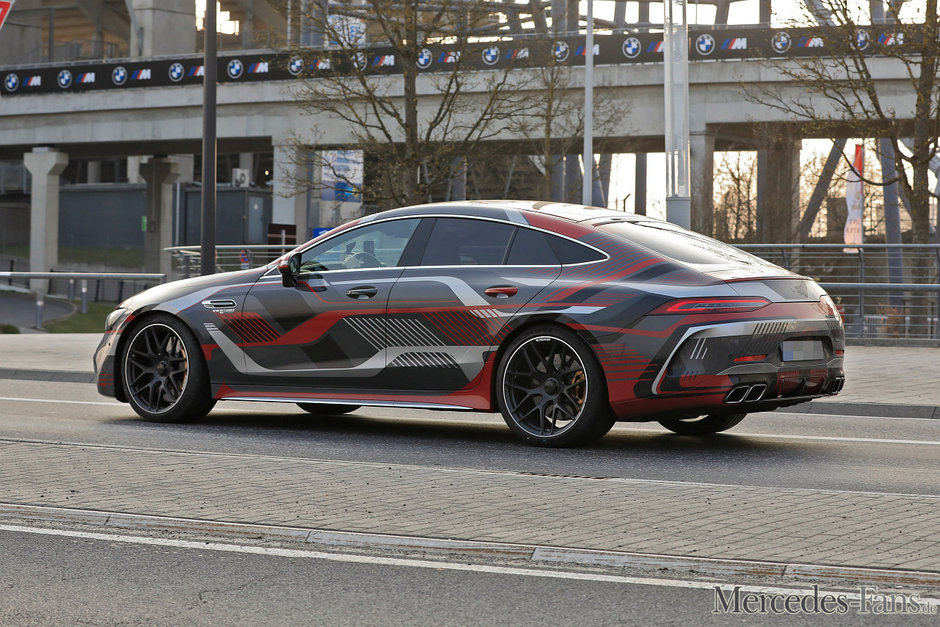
[[780, 340, 825, 362]]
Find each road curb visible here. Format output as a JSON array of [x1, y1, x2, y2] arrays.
[[1, 502, 937, 588], [0, 368, 96, 384]]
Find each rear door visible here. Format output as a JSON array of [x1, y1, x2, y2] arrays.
[[385, 217, 562, 391]]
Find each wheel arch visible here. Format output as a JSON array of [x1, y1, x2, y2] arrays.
[[113, 309, 206, 403], [488, 315, 611, 412]]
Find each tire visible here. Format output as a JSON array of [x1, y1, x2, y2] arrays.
[[297, 403, 361, 416], [496, 325, 615, 447], [120, 313, 215, 423], [658, 413, 747, 435]]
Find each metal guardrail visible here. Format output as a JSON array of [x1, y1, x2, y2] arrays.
[[166, 245, 291, 278], [0, 272, 166, 330]]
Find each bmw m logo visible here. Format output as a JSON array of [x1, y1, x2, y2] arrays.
[[553, 41, 569, 62], [227, 59, 243, 79], [856, 29, 870, 50], [771, 31, 791, 54], [57, 69, 72, 89], [622, 37, 641, 59], [112, 66, 127, 85], [695, 33, 715, 55], [416, 48, 432, 69], [4, 73, 18, 92], [482, 46, 500, 66], [288, 56, 304, 76], [168, 62, 184, 82]]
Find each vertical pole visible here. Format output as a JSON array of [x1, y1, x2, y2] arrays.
[[635, 153, 647, 215], [81, 279, 88, 314], [664, 0, 691, 228], [581, 0, 594, 206], [201, 0, 217, 276], [35, 293, 43, 330]]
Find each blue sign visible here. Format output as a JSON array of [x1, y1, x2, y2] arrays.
[[312, 227, 332, 238]]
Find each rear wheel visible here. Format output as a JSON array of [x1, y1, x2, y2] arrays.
[[658, 413, 746, 435], [496, 325, 615, 447], [297, 403, 360, 416], [121, 314, 215, 423]]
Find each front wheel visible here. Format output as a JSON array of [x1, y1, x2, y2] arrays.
[[120, 314, 215, 423], [658, 413, 747, 435], [496, 325, 615, 447]]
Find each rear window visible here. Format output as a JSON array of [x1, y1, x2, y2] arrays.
[[420, 218, 515, 266], [597, 221, 771, 269]]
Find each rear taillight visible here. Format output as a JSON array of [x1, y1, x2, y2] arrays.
[[650, 297, 771, 315]]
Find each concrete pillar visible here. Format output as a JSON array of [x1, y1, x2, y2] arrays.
[[171, 155, 195, 183], [130, 0, 195, 56], [564, 154, 581, 203], [450, 158, 467, 201], [87, 160, 102, 183], [551, 157, 565, 201], [691, 128, 715, 235], [273, 143, 309, 236], [127, 156, 145, 183], [140, 157, 180, 275], [634, 153, 647, 215], [757, 129, 800, 243], [24, 148, 69, 294]]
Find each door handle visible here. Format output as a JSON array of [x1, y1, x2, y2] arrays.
[[346, 286, 378, 299], [484, 285, 518, 298]]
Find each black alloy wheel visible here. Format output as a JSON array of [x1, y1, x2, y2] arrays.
[[658, 413, 747, 435], [496, 325, 615, 447], [297, 403, 361, 415], [121, 314, 215, 423]]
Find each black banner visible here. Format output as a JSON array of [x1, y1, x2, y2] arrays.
[[0, 25, 912, 97]]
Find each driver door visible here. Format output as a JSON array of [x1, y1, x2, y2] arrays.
[[238, 218, 420, 389]]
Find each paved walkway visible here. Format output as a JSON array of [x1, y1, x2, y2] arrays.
[[0, 439, 936, 573], [0, 289, 74, 332], [0, 334, 937, 417]]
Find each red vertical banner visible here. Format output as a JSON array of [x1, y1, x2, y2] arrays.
[[0, 0, 15, 34], [843, 143, 864, 253]]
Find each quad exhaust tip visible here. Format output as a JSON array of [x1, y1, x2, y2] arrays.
[[725, 384, 767, 404]]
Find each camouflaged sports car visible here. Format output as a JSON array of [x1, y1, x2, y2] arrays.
[[94, 201, 845, 447]]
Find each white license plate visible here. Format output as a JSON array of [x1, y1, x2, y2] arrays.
[[780, 340, 825, 362]]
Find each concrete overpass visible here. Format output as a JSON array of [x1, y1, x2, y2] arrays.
[[0, 0, 923, 280]]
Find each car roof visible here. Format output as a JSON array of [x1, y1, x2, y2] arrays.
[[368, 200, 650, 226]]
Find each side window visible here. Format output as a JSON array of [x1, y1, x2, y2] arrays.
[[420, 218, 515, 266], [299, 218, 419, 271], [506, 227, 559, 265], [547, 234, 606, 265]]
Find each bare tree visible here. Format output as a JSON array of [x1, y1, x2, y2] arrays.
[[506, 47, 624, 204], [282, 0, 531, 210], [750, 0, 939, 248]]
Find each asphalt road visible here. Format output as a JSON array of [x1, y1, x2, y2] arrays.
[[0, 379, 937, 496], [1, 379, 938, 625], [2, 527, 935, 626]]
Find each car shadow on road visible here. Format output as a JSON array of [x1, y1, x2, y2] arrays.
[[109, 408, 805, 459]]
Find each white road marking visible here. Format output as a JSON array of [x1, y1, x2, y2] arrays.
[[1, 523, 936, 605]]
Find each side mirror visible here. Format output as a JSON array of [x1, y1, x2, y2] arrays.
[[278, 254, 301, 288]]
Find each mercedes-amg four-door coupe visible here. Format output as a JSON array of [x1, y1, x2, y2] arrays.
[[94, 201, 845, 446]]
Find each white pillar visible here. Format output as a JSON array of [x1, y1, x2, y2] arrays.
[[24, 148, 69, 294], [690, 127, 715, 235], [140, 157, 180, 275], [273, 143, 309, 239]]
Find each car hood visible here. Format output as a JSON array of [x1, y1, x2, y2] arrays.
[[119, 268, 265, 313]]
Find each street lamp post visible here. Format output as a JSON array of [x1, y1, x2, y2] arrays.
[[581, 0, 594, 206], [200, 0, 217, 275], [664, 0, 691, 229]]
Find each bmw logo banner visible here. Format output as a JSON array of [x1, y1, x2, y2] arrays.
[[0, 25, 906, 96]]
